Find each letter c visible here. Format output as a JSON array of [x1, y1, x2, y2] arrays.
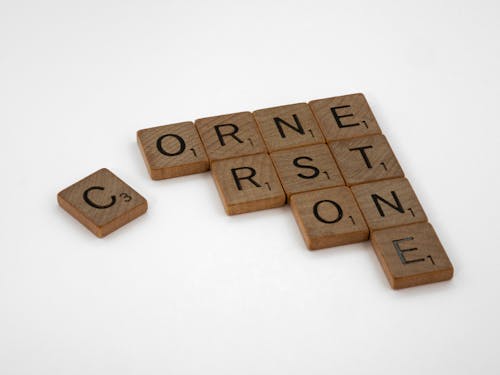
[[83, 186, 116, 209]]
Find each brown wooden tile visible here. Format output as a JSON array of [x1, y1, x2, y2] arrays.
[[195, 111, 266, 162], [270, 144, 345, 199], [351, 178, 427, 232], [309, 93, 381, 141], [371, 222, 453, 289], [253, 103, 324, 152], [137, 122, 209, 180], [211, 153, 286, 215], [290, 186, 369, 250], [57, 168, 148, 238], [329, 134, 404, 186]]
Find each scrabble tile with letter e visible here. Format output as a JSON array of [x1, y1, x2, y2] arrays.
[[137, 122, 209, 180], [329, 134, 404, 186], [211, 153, 286, 215], [351, 177, 427, 232], [253, 103, 324, 152], [195, 111, 266, 162], [270, 143, 345, 199], [371, 222, 453, 289], [309, 93, 381, 141], [57, 168, 148, 237], [290, 186, 369, 250]]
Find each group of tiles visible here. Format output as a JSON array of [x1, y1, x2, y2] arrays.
[[57, 93, 453, 289]]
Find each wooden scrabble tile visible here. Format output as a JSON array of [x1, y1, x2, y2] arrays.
[[57, 168, 148, 238], [195, 111, 266, 162], [351, 178, 427, 232], [290, 186, 369, 250], [329, 134, 404, 186], [211, 153, 286, 215], [253, 103, 324, 152], [270, 144, 345, 199], [137, 122, 209, 180], [309, 93, 381, 141], [371, 222, 453, 289]]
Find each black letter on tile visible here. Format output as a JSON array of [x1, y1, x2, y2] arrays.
[[83, 186, 116, 209], [371, 191, 405, 217], [273, 114, 305, 138], [293, 156, 320, 179], [349, 145, 374, 168], [231, 167, 261, 190], [392, 237, 425, 264], [331, 105, 359, 128], [313, 200, 343, 224], [156, 134, 186, 156], [214, 124, 244, 146]]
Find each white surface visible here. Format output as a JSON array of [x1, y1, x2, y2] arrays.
[[1, 1, 499, 374]]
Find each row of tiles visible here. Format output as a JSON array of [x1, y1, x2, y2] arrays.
[[137, 93, 383, 180]]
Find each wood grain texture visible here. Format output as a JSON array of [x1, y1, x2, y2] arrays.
[[329, 134, 404, 186], [309, 93, 381, 141], [351, 178, 427, 232], [137, 122, 209, 180], [290, 186, 369, 250], [270, 143, 345, 199], [211, 153, 285, 215], [253, 103, 324, 152], [195, 111, 266, 162], [371, 222, 453, 289], [57, 168, 147, 238]]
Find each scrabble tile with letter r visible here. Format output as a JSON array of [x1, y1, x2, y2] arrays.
[[290, 186, 369, 250], [211, 153, 286, 215], [195, 111, 266, 162], [371, 222, 453, 289], [309, 93, 381, 141], [137, 122, 209, 180], [57, 168, 148, 238], [253, 103, 324, 152]]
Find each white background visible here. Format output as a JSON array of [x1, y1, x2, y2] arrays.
[[1, 1, 499, 374]]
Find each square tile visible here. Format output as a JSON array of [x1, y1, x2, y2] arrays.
[[253, 103, 324, 152], [371, 222, 453, 289], [351, 178, 427, 231], [329, 134, 404, 186], [309, 93, 381, 141], [195, 111, 266, 162], [270, 144, 345, 199], [211, 153, 286, 215], [290, 186, 369, 250], [57, 168, 148, 238], [137, 122, 209, 180]]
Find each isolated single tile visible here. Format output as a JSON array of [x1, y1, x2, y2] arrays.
[[57, 168, 147, 237]]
